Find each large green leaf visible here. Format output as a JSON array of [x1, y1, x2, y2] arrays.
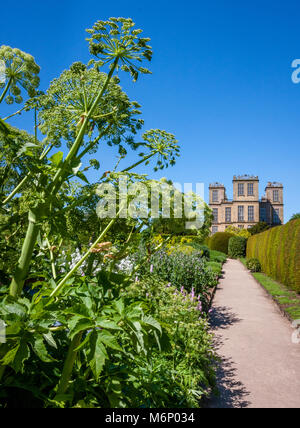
[[86, 331, 107, 381], [98, 330, 122, 351], [43, 331, 57, 349], [32, 336, 55, 363], [69, 317, 95, 340], [95, 318, 121, 331], [142, 315, 162, 335], [49, 151, 64, 166]]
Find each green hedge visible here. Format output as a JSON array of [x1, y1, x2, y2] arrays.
[[209, 232, 234, 255], [247, 219, 300, 293], [228, 236, 247, 258]]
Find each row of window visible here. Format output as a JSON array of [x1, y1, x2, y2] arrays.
[[260, 207, 281, 223], [212, 188, 279, 201], [211, 207, 281, 232], [238, 183, 254, 196], [212, 224, 252, 234], [212, 206, 255, 223]]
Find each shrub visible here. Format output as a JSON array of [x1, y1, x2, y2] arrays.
[[204, 236, 211, 247], [127, 276, 217, 406], [209, 250, 227, 264], [197, 245, 210, 259], [209, 232, 234, 254], [207, 261, 222, 276], [289, 213, 300, 221], [248, 222, 270, 235], [225, 225, 251, 239], [246, 258, 261, 272], [136, 249, 219, 307], [247, 219, 300, 293], [228, 236, 247, 258]]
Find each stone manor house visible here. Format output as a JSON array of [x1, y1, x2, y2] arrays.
[[209, 175, 284, 234]]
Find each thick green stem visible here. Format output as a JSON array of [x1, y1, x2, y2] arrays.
[[3, 106, 26, 121], [50, 58, 119, 195], [8, 60, 119, 298], [121, 152, 156, 173], [0, 365, 5, 382], [0, 344, 9, 383], [0, 77, 12, 105], [55, 332, 83, 396], [9, 210, 39, 297], [108, 222, 144, 275], [49, 204, 124, 298], [46, 238, 57, 280]]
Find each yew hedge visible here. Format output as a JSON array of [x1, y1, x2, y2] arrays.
[[246, 219, 300, 293]]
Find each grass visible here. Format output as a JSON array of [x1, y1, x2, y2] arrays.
[[240, 258, 300, 321], [239, 257, 247, 267]]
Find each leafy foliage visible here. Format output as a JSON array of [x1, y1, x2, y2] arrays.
[[127, 275, 217, 406], [289, 213, 300, 222], [209, 232, 234, 255], [0, 16, 216, 409], [228, 236, 247, 259], [135, 248, 218, 311], [247, 222, 270, 236], [247, 220, 300, 293], [246, 258, 261, 272], [225, 225, 250, 239]]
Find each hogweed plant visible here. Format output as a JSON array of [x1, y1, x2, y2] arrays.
[[0, 18, 184, 406]]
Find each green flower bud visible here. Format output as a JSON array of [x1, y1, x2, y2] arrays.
[[5, 95, 13, 104], [11, 85, 21, 95], [15, 95, 23, 104]]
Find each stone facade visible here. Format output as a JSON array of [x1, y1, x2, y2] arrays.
[[209, 175, 284, 234]]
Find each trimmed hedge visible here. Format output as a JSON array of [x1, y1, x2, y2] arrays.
[[228, 236, 247, 258], [246, 258, 261, 272], [209, 232, 234, 255], [247, 219, 300, 293]]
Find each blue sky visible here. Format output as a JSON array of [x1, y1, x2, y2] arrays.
[[1, 0, 300, 221]]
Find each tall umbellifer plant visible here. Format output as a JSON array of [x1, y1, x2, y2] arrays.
[[4, 18, 176, 298], [0, 18, 180, 403]]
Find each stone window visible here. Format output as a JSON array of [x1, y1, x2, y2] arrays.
[[212, 190, 218, 202], [260, 207, 267, 222], [238, 225, 244, 229], [273, 190, 279, 202], [212, 208, 218, 223], [225, 207, 231, 222], [212, 226, 218, 234], [238, 206, 244, 221], [274, 209, 280, 224], [238, 183, 244, 196], [248, 206, 254, 221], [248, 183, 254, 196]]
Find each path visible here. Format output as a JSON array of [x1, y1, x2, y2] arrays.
[[208, 259, 300, 408]]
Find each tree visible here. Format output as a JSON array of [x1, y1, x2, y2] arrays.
[[225, 225, 251, 239], [247, 222, 271, 235], [289, 213, 300, 221]]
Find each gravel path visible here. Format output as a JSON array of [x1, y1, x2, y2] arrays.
[[208, 259, 300, 408]]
